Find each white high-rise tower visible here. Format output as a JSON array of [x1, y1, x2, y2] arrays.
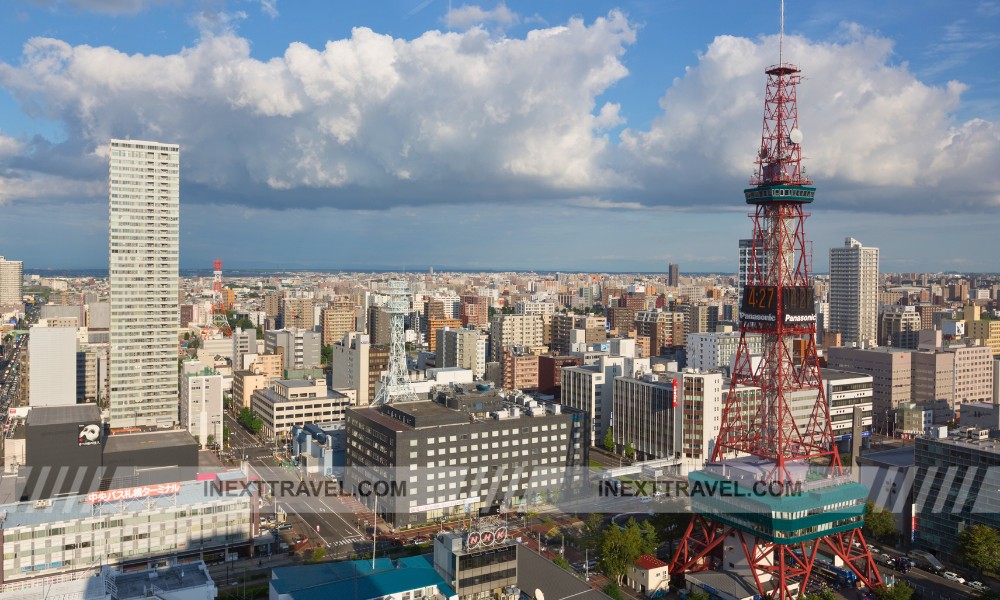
[[0, 256, 23, 306], [108, 139, 180, 428], [829, 237, 879, 348]]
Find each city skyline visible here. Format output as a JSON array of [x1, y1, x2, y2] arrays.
[[0, 1, 998, 272]]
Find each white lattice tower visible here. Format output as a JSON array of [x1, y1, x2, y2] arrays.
[[372, 279, 417, 405]]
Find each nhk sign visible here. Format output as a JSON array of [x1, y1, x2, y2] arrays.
[[86, 482, 181, 504]]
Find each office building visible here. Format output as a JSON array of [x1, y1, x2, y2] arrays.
[[180, 362, 224, 448], [459, 294, 490, 329], [232, 369, 269, 411], [321, 300, 356, 347], [281, 297, 315, 330], [550, 314, 606, 355], [489, 314, 544, 362], [263, 291, 280, 318], [822, 369, 874, 441], [368, 306, 392, 346], [108, 139, 180, 428], [428, 316, 462, 354], [668, 263, 680, 287], [826, 347, 913, 427], [537, 355, 583, 398], [514, 301, 556, 316], [27, 325, 77, 407], [942, 343, 993, 408], [561, 355, 648, 446], [231, 327, 257, 371], [0, 255, 23, 307], [250, 379, 351, 438], [686, 331, 763, 375], [633, 310, 685, 356], [0, 475, 258, 584], [264, 328, 321, 371], [345, 385, 589, 526], [500, 346, 539, 391], [829, 237, 879, 348], [438, 327, 488, 378], [878, 305, 922, 348], [329, 332, 389, 406], [612, 372, 682, 460], [914, 431, 1000, 561], [967, 318, 1000, 356]]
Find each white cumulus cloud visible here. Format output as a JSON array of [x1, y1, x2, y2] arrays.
[[0, 12, 636, 210], [0, 17, 997, 215], [620, 29, 1000, 212]]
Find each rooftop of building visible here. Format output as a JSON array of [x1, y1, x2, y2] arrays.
[[269, 555, 454, 600], [25, 404, 100, 427], [821, 368, 872, 381], [920, 430, 1000, 452], [112, 561, 212, 599], [634, 554, 668, 570], [516, 547, 611, 600], [104, 429, 198, 454], [384, 400, 471, 428], [258, 385, 348, 404], [857, 447, 915, 468], [687, 570, 771, 600], [0, 477, 254, 529], [279, 379, 325, 388]]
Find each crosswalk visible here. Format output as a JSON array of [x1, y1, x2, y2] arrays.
[[329, 535, 364, 547]]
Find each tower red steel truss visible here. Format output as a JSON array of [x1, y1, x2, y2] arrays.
[[212, 259, 231, 333], [669, 62, 884, 599]]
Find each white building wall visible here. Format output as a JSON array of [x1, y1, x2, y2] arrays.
[[28, 325, 78, 406]]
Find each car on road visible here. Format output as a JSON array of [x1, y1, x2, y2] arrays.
[[967, 581, 988, 592], [942, 571, 966, 584]]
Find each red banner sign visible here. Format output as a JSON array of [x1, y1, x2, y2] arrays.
[[86, 482, 181, 504]]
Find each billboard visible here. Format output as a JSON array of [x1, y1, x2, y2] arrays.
[[86, 482, 181, 504], [78, 423, 102, 446]]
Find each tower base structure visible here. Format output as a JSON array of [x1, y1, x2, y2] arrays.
[[671, 457, 883, 599]]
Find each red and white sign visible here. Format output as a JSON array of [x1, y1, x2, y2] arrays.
[[86, 482, 181, 504], [672, 379, 678, 407]]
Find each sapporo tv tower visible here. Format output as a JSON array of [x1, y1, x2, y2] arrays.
[[669, 6, 884, 600]]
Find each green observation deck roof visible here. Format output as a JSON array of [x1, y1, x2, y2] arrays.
[[744, 185, 816, 205], [688, 467, 868, 544]]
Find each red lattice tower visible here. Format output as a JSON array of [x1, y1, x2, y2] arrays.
[[212, 259, 231, 333], [669, 58, 884, 600]]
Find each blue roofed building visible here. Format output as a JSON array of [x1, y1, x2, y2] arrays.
[[269, 555, 457, 600]]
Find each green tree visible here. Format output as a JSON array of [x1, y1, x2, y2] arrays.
[[603, 428, 615, 453], [321, 344, 333, 365], [803, 590, 837, 600], [873, 581, 915, 600], [863, 501, 897, 543], [308, 547, 326, 563], [602, 582, 624, 600], [553, 555, 571, 571], [207, 434, 216, 447], [183, 332, 190, 340], [581, 513, 604, 551], [188, 337, 200, 349], [960, 524, 1000, 574], [624, 442, 635, 461], [599, 525, 632, 584], [687, 590, 711, 600]]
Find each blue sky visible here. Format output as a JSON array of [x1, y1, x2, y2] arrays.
[[1, 0, 998, 273]]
